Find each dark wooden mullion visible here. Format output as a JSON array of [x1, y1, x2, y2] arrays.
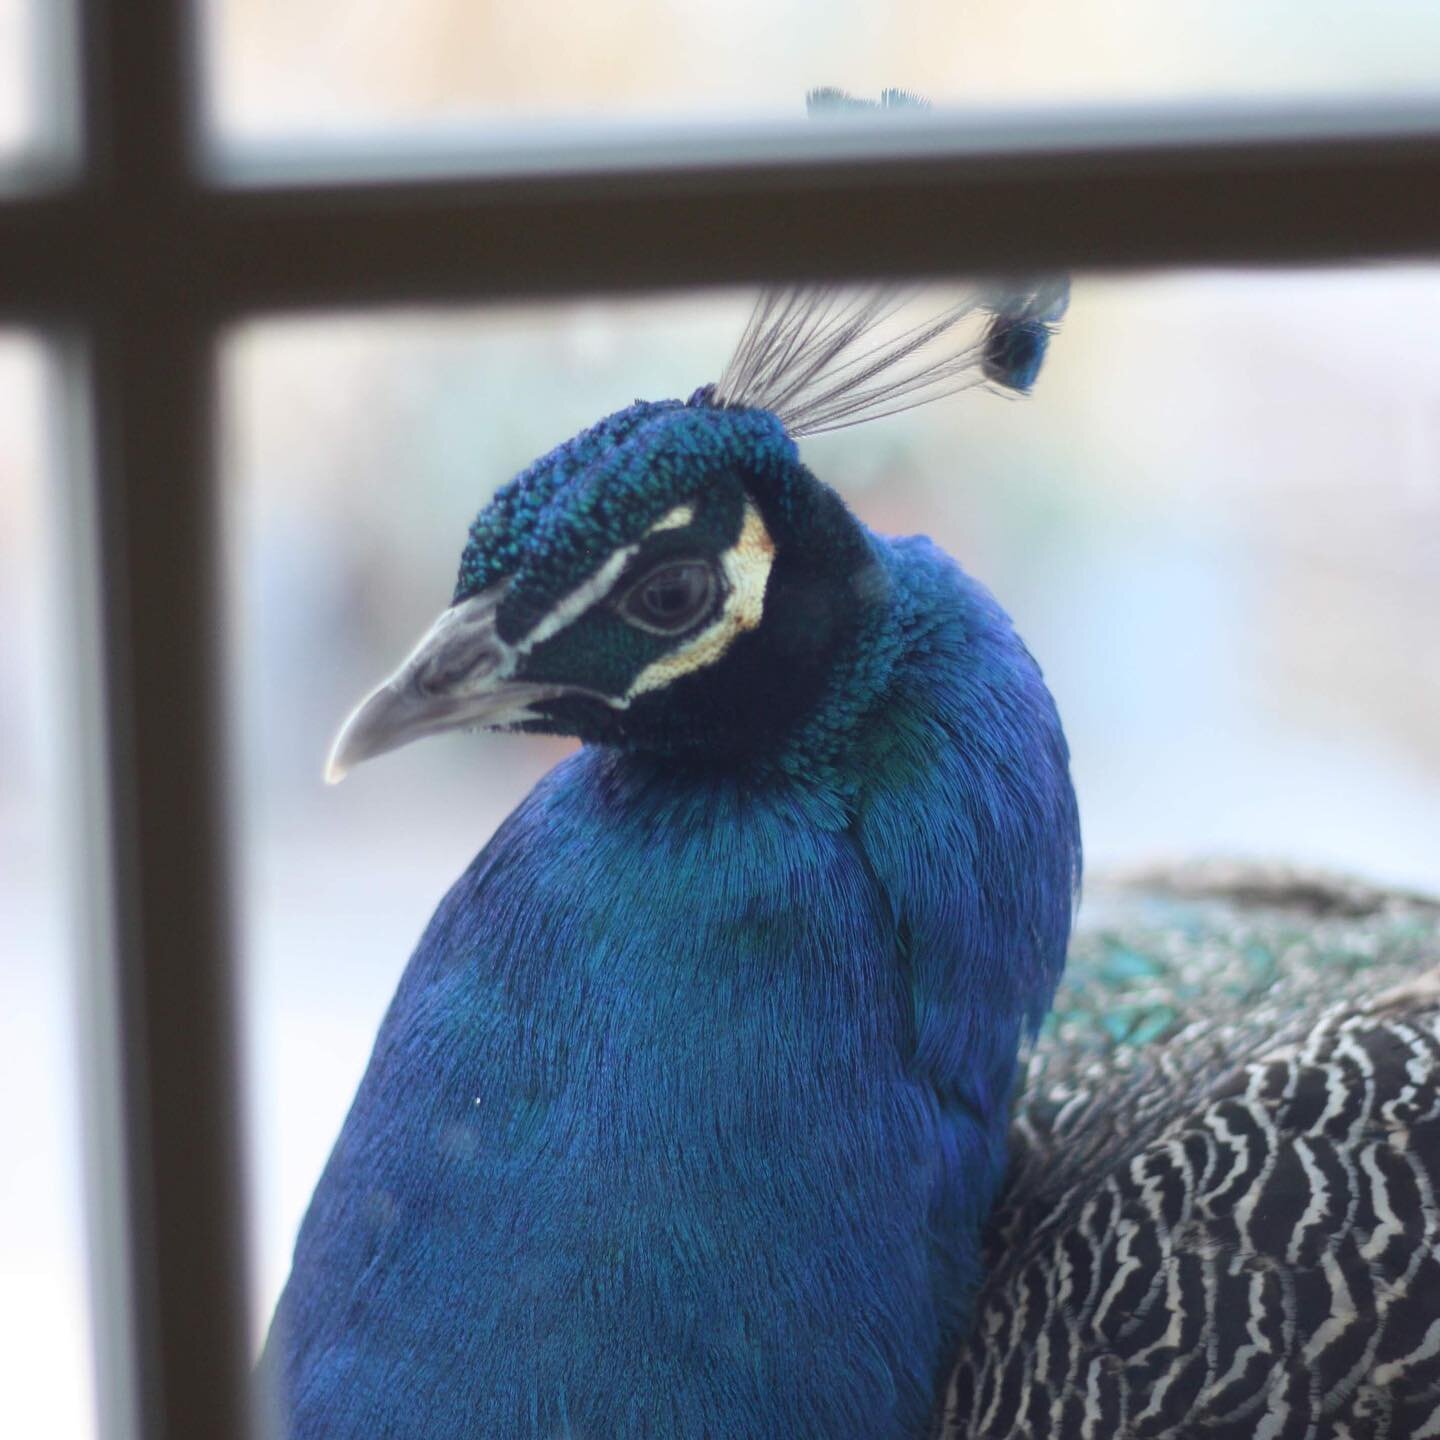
[[192, 126, 1440, 310], [4, 101, 1440, 320], [65, 3, 254, 1440], [80, 303, 253, 1440]]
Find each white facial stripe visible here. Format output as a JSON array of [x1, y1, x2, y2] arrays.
[[646, 503, 694, 533], [518, 505, 695, 656], [622, 502, 774, 702], [521, 543, 638, 651]]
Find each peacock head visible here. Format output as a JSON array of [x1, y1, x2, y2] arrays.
[[325, 282, 1066, 781]]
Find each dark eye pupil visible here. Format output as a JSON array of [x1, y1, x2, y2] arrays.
[[646, 575, 696, 615], [628, 562, 713, 631]]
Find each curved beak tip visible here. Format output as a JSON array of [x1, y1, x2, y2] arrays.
[[319, 590, 535, 787], [324, 703, 375, 785], [322, 683, 395, 786]]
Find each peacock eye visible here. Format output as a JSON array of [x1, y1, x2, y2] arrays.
[[620, 560, 718, 634]]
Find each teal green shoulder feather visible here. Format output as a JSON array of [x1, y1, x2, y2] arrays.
[[1049, 860, 1440, 1053]]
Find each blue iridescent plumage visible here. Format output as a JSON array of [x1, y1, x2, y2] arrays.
[[263, 285, 1080, 1437]]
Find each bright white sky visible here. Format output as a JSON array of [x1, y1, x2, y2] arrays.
[[207, 0, 1440, 138]]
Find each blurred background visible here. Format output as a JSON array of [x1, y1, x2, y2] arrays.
[[204, 0, 1440, 137], [4, 2, 1440, 1437], [0, 1, 32, 166]]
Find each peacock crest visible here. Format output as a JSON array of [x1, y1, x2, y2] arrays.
[[708, 85, 1068, 436], [710, 279, 1070, 435]]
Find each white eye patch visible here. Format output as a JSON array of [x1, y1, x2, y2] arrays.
[[646, 503, 694, 533], [511, 500, 775, 706], [621, 501, 774, 702]]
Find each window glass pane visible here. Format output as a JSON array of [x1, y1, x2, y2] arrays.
[[207, 0, 1440, 143], [0, 334, 98, 1439], [0, 0, 37, 166], [225, 268, 1440, 1372]]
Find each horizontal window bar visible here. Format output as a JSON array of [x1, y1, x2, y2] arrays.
[[4, 98, 1440, 318]]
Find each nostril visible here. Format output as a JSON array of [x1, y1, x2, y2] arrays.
[[420, 643, 502, 695]]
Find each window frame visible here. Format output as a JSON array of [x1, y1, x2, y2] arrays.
[[2, 2, 1439, 1437]]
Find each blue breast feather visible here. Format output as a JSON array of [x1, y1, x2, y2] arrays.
[[264, 533, 1079, 1439]]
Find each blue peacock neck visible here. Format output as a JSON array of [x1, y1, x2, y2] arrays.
[[564, 521, 1078, 1417], [589, 510, 1078, 1145], [268, 520, 1078, 1439]]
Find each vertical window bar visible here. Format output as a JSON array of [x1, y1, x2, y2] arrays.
[[80, 306, 253, 1440], [68, 2, 254, 1438], [80, 0, 197, 185]]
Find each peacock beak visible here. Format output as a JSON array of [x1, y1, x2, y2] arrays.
[[324, 589, 562, 783]]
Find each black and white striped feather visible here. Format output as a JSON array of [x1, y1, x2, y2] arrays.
[[941, 864, 1440, 1440]]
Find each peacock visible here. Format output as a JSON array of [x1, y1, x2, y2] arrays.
[[258, 270, 1440, 1436]]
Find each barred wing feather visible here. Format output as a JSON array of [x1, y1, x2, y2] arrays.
[[943, 865, 1440, 1439]]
